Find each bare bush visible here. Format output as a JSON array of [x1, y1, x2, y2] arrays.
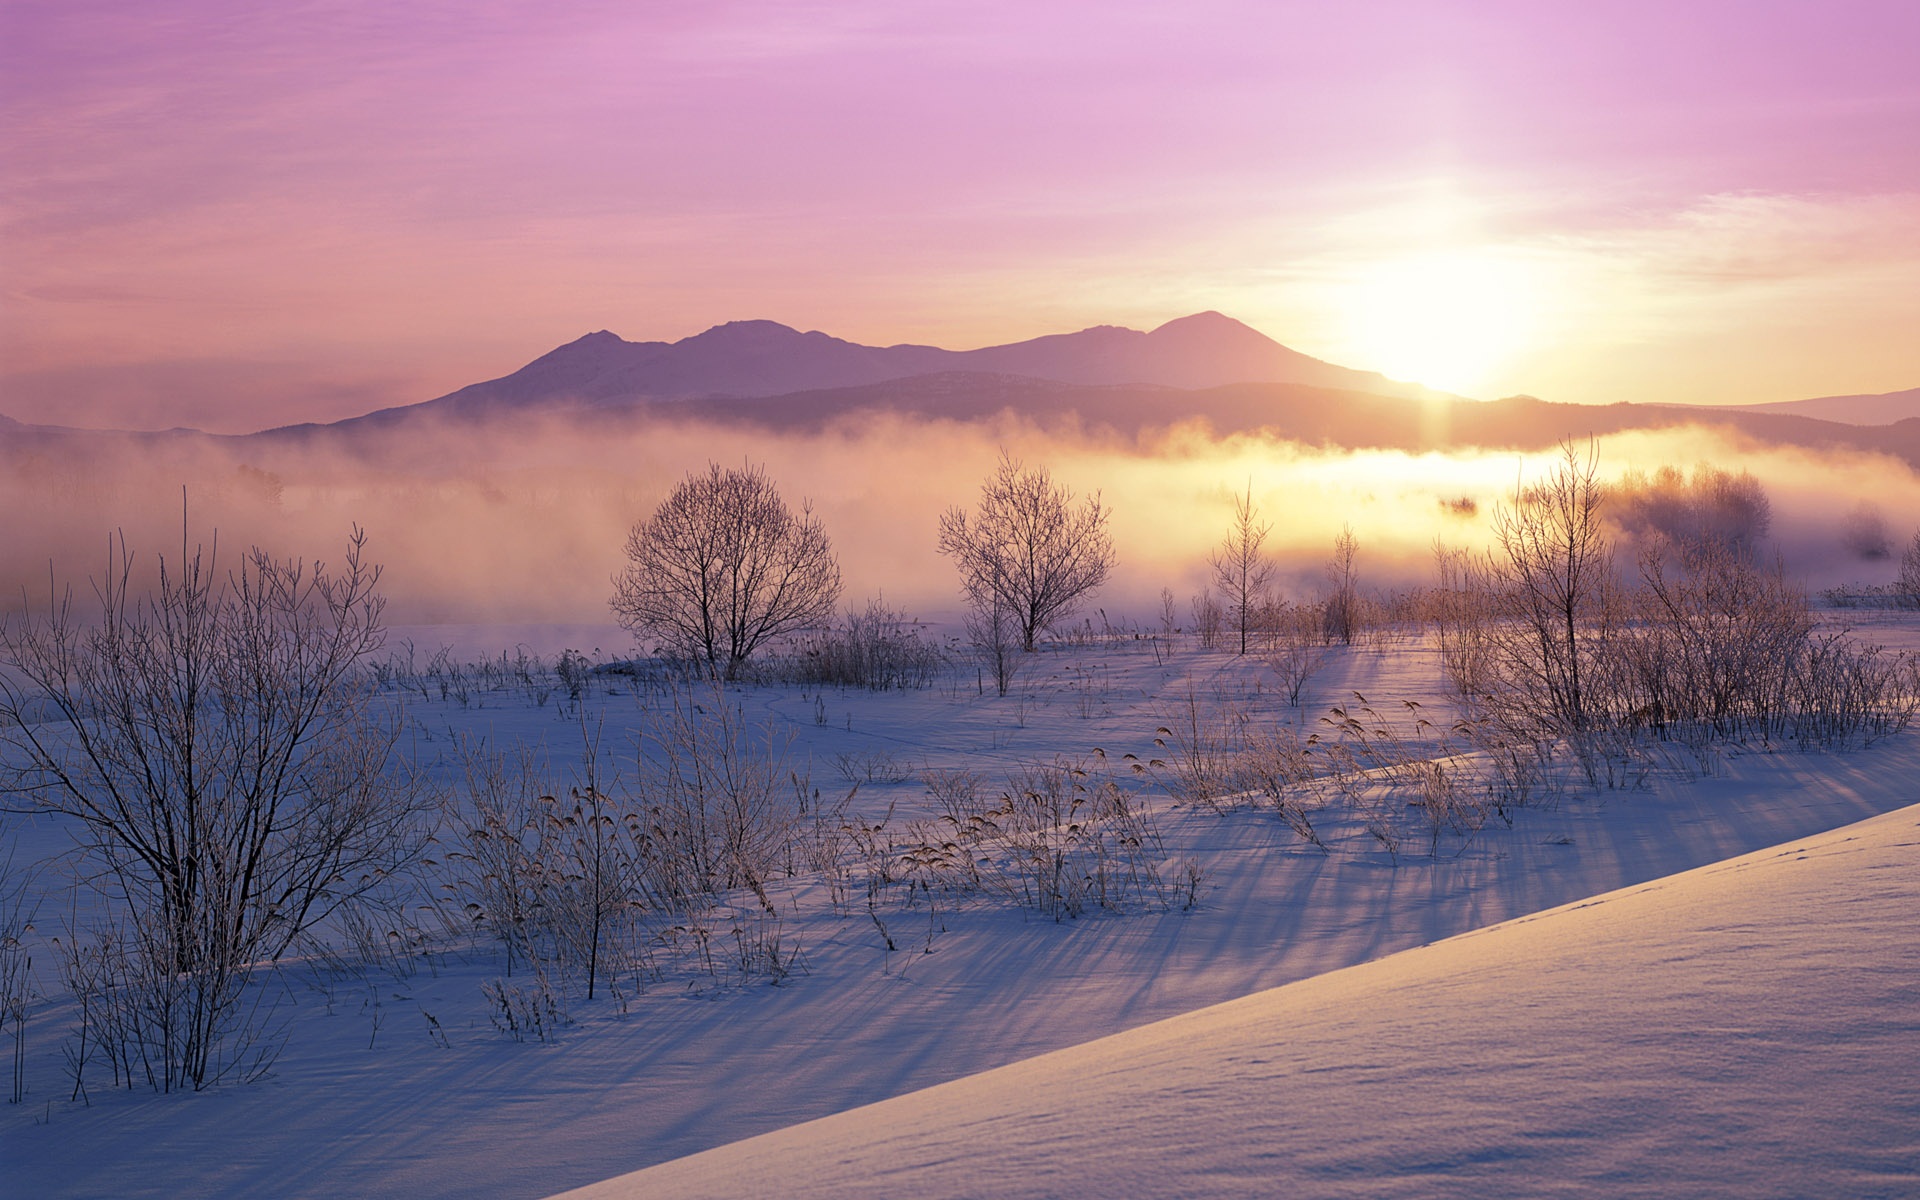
[[1, 844, 34, 1104], [1625, 538, 1812, 738], [612, 462, 841, 680], [444, 738, 552, 980], [58, 919, 277, 1096], [1431, 543, 1495, 699], [1841, 501, 1892, 561], [1898, 531, 1920, 609], [1189, 587, 1223, 651], [1403, 760, 1495, 857], [1612, 463, 1771, 553], [1160, 692, 1509, 859], [1785, 633, 1919, 748], [1612, 536, 1915, 749], [966, 594, 1024, 697], [1153, 691, 1249, 810], [1266, 603, 1329, 707], [773, 599, 945, 690], [831, 749, 916, 786], [541, 724, 633, 1001], [1319, 697, 1512, 856], [627, 683, 799, 916], [556, 648, 595, 708], [445, 686, 813, 1011], [1429, 444, 1912, 769], [0, 527, 427, 1092], [1236, 727, 1329, 850], [1323, 525, 1361, 646], [939, 452, 1115, 653], [920, 758, 1182, 919], [481, 976, 564, 1044]]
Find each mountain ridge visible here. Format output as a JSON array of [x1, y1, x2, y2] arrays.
[[6, 313, 1918, 474], [1704, 386, 1920, 426], [309, 311, 1451, 431]]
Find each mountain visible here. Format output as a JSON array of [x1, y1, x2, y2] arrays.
[[9, 312, 1920, 475], [215, 367, 1920, 489], [1715, 386, 1920, 426], [303, 312, 1448, 431]]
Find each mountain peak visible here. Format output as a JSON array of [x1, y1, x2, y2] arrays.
[[1149, 311, 1273, 344], [687, 319, 812, 345], [1152, 309, 1239, 329]]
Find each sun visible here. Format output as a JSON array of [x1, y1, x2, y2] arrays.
[[1335, 249, 1545, 396]]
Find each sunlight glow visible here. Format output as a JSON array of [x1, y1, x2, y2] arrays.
[[1336, 249, 1547, 396]]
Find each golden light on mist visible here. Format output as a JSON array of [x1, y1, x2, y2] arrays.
[[6, 412, 1919, 630]]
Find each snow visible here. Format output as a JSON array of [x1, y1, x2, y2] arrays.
[[566, 803, 1920, 1200], [4, 629, 1919, 1198]]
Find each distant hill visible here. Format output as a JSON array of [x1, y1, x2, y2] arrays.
[[287, 312, 1452, 432], [233, 373, 1920, 480], [6, 312, 1920, 475], [1710, 386, 1920, 426], [12, 377, 1920, 479]]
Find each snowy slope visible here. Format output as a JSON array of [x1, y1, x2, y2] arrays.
[[561, 803, 1920, 1200], [8, 637, 1920, 1199]]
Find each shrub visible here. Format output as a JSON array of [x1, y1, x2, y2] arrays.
[[917, 758, 1181, 919], [0, 527, 427, 1092], [768, 599, 945, 691]]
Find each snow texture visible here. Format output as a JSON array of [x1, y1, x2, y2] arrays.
[[5, 631, 1918, 1198], [562, 803, 1920, 1200]]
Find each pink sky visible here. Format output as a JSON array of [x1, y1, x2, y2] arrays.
[[4, 1, 1919, 431]]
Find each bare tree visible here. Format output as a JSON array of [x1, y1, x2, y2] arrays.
[[1210, 483, 1275, 655], [1482, 440, 1617, 736], [938, 452, 1115, 653], [1324, 525, 1360, 646], [0, 526, 427, 1091], [612, 462, 841, 680]]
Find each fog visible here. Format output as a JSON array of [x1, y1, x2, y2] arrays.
[[5, 411, 1919, 635]]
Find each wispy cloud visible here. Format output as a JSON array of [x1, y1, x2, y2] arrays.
[[4, 3, 1918, 425]]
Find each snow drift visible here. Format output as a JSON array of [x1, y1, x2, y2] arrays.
[[561, 804, 1920, 1200]]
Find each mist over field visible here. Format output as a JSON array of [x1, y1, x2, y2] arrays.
[[5, 407, 1918, 630]]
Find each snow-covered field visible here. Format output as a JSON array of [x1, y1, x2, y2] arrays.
[[578, 802, 1920, 1200], [5, 622, 1919, 1198]]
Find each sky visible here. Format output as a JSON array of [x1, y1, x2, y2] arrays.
[[4, 0, 1920, 433]]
